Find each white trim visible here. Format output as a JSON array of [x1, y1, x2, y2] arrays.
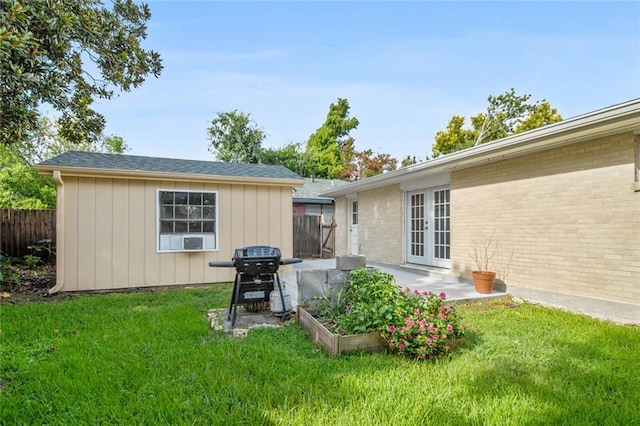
[[155, 188, 219, 253], [321, 98, 640, 197]]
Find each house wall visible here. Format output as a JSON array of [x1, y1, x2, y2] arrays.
[[58, 177, 294, 291], [358, 185, 404, 264], [334, 197, 348, 255], [451, 132, 640, 306], [333, 184, 404, 264]]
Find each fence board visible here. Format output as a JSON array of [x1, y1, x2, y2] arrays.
[[0, 209, 56, 258], [293, 215, 321, 258]]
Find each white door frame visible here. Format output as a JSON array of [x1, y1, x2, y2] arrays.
[[405, 186, 450, 268], [348, 197, 359, 255]]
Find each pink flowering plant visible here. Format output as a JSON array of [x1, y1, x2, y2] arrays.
[[381, 289, 466, 360]]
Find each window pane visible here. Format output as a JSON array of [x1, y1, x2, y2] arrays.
[[174, 192, 188, 205], [203, 193, 216, 205], [203, 221, 215, 233], [175, 206, 188, 219], [160, 206, 173, 219], [189, 192, 202, 205], [175, 222, 188, 233], [188, 206, 201, 219], [189, 222, 202, 233], [203, 207, 215, 219], [160, 221, 173, 233], [160, 191, 173, 204]]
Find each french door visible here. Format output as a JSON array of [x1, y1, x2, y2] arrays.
[[406, 187, 450, 268]]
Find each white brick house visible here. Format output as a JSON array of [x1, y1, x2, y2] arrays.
[[322, 100, 640, 322]]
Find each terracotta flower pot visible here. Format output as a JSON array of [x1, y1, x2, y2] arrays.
[[472, 271, 496, 294]]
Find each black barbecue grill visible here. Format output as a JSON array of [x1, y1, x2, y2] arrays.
[[209, 246, 302, 328]]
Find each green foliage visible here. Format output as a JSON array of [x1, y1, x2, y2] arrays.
[[22, 254, 41, 269], [27, 240, 55, 263], [207, 110, 265, 163], [0, 160, 56, 209], [351, 148, 398, 180], [401, 155, 421, 167], [0, 0, 163, 146], [432, 89, 563, 157], [306, 98, 359, 179], [262, 142, 309, 176]]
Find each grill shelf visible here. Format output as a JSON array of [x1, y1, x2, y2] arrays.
[[209, 246, 302, 328]]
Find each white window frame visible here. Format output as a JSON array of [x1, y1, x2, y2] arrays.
[[156, 189, 218, 253]]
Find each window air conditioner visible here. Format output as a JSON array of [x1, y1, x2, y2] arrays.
[[182, 235, 204, 251]]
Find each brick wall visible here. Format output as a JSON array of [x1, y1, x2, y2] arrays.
[[451, 132, 640, 306], [358, 184, 404, 264]]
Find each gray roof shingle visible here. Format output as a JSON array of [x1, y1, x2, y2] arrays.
[[37, 151, 303, 180]]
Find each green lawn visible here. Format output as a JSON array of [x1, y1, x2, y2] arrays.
[[1, 286, 638, 425]]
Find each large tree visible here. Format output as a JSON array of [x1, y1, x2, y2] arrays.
[[432, 89, 562, 157], [351, 149, 398, 180], [206, 110, 265, 163], [305, 98, 359, 179], [0, 0, 162, 147], [262, 142, 308, 176]]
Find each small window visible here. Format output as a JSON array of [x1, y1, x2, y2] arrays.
[[352, 200, 358, 225], [157, 190, 218, 252]]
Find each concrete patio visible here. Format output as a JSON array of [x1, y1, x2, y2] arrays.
[[279, 258, 506, 310]]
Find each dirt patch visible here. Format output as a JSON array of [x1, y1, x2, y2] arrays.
[[1, 263, 56, 301]]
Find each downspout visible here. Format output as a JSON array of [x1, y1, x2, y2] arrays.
[[49, 170, 64, 294]]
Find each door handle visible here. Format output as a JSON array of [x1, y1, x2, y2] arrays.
[[424, 221, 429, 230]]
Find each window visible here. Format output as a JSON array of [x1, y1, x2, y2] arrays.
[[351, 200, 358, 225], [157, 190, 217, 252]]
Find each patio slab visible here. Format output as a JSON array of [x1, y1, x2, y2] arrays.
[[279, 258, 506, 310]]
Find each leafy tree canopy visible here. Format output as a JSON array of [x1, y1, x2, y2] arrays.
[[262, 142, 308, 176], [305, 98, 359, 179], [206, 110, 265, 163], [0, 0, 163, 147], [432, 89, 562, 157]]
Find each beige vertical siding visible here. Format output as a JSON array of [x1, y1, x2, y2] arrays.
[[451, 132, 640, 306], [58, 177, 295, 291]]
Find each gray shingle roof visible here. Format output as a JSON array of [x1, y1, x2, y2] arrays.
[[293, 177, 349, 201], [37, 151, 303, 180]]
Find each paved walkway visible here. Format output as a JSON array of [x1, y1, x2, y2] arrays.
[[279, 258, 505, 309]]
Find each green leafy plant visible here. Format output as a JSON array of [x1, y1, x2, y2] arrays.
[[381, 290, 466, 359], [23, 254, 41, 269], [28, 240, 56, 263], [334, 268, 403, 334], [314, 268, 466, 360]]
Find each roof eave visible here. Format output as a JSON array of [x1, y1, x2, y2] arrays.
[[34, 165, 305, 186], [321, 98, 640, 198]]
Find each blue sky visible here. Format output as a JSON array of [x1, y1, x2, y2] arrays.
[[95, 1, 640, 163]]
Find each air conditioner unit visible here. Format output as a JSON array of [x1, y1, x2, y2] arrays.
[[182, 235, 204, 251]]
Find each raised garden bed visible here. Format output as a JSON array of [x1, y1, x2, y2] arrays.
[[297, 305, 386, 357]]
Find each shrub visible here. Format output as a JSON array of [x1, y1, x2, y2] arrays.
[[23, 254, 41, 269], [315, 268, 466, 360], [381, 290, 466, 360]]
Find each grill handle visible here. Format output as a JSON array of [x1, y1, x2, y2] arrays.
[[280, 258, 303, 265], [208, 261, 235, 268]]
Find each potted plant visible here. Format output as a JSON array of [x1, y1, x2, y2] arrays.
[[470, 235, 497, 294]]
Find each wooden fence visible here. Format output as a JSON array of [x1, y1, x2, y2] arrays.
[[0, 209, 56, 258], [293, 215, 336, 259]]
